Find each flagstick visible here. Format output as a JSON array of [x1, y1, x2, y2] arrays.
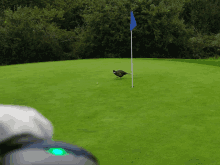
[[130, 11, 136, 88], [131, 30, 134, 88]]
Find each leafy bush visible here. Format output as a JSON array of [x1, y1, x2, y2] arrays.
[[0, 6, 77, 65]]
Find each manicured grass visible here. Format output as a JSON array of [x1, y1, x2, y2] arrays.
[[1, 58, 220, 165]]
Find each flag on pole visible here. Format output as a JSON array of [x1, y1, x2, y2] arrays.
[[130, 11, 137, 31], [130, 11, 136, 88]]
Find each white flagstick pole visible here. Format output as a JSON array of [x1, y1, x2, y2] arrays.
[[131, 30, 134, 88]]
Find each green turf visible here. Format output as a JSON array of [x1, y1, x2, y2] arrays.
[[1, 58, 220, 165]]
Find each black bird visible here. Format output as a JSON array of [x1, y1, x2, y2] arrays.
[[113, 70, 131, 79]]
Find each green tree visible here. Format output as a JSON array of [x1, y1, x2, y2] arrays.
[[0, 6, 76, 65]]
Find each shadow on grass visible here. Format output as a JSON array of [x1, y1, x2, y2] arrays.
[[113, 76, 139, 80]]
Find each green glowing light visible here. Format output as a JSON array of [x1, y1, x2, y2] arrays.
[[46, 148, 69, 156]]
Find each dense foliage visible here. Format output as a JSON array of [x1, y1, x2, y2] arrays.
[[0, 0, 220, 66]]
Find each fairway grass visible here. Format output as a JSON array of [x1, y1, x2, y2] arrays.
[[1, 58, 220, 165]]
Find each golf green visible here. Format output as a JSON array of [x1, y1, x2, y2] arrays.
[[1, 58, 220, 165]]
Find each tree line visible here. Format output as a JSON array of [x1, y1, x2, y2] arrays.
[[0, 0, 220, 66]]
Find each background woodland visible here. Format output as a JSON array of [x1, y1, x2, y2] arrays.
[[1, 0, 220, 66]]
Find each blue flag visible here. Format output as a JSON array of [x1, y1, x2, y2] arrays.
[[130, 11, 137, 31]]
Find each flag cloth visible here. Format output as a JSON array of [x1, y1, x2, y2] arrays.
[[130, 11, 137, 31], [130, 11, 136, 88]]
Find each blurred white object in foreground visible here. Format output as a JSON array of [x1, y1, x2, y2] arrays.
[[0, 104, 53, 143]]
